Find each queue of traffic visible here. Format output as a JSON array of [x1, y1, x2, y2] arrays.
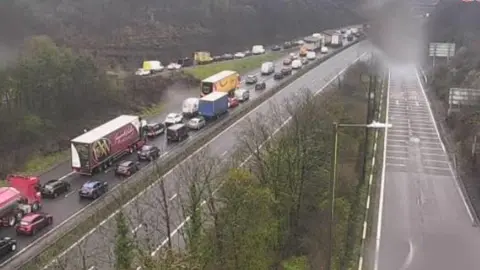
[[0, 26, 364, 261]]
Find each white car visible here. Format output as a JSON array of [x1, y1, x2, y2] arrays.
[[135, 68, 150, 76], [187, 117, 206, 130], [321, 46, 328, 54], [234, 52, 245, 58], [289, 53, 299, 60], [291, 59, 302, 69], [167, 63, 182, 70], [164, 113, 183, 126]]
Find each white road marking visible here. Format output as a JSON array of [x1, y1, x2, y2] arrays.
[[387, 156, 407, 160], [399, 240, 415, 270], [374, 70, 390, 270], [64, 189, 77, 198], [220, 151, 228, 157], [58, 171, 75, 180], [131, 224, 143, 234], [42, 50, 369, 269], [168, 193, 178, 201]]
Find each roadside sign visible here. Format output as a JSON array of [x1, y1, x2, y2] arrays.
[[429, 42, 456, 58], [448, 87, 480, 114]]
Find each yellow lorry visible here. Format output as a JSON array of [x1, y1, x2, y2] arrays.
[[200, 70, 240, 97], [194, 51, 213, 65]]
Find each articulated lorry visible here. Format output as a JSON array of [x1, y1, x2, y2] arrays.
[[71, 115, 147, 175], [198, 92, 229, 120], [0, 175, 42, 227]]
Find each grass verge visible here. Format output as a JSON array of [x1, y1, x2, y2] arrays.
[[17, 40, 363, 270], [184, 52, 283, 80], [20, 151, 70, 175]]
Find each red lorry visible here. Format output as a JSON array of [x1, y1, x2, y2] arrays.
[[70, 115, 147, 175], [0, 175, 42, 227]]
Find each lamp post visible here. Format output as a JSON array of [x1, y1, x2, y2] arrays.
[[326, 121, 392, 270]]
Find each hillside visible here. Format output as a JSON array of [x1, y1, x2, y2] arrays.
[[0, 0, 362, 67], [426, 1, 480, 47]]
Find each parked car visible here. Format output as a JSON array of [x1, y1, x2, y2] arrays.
[[166, 124, 189, 142], [187, 116, 206, 130], [255, 81, 266, 90], [40, 179, 71, 198], [165, 113, 183, 126], [283, 58, 292, 66], [137, 145, 160, 161], [228, 97, 240, 108], [234, 52, 245, 58], [244, 50, 252, 56], [16, 213, 53, 236], [213, 55, 223, 62], [0, 237, 17, 258], [146, 122, 165, 137], [115, 161, 140, 176], [271, 45, 281, 51], [289, 53, 299, 60], [167, 63, 182, 70], [222, 53, 234, 60], [283, 41, 293, 49], [79, 181, 109, 199], [135, 68, 150, 76], [245, 75, 258, 85], [274, 72, 284, 80], [281, 67, 292, 76]]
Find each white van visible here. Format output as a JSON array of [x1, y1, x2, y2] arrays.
[[306, 51, 316, 60], [321, 46, 328, 54], [252, 45, 265, 55], [182, 98, 199, 117], [261, 62, 275, 75], [291, 59, 302, 70], [234, 88, 250, 102]]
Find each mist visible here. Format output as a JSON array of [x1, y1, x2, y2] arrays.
[[366, 0, 427, 64]]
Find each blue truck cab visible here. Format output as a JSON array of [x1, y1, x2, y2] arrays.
[[198, 92, 229, 120]]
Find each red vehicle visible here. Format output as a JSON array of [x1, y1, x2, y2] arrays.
[[16, 212, 52, 236], [70, 115, 147, 175], [228, 97, 239, 108], [0, 175, 42, 227]]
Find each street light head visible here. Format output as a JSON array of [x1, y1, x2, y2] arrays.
[[367, 121, 392, 129]]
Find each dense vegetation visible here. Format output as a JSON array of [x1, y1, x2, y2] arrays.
[[1, 0, 362, 67], [100, 62, 380, 270], [427, 1, 480, 223], [0, 36, 195, 177]]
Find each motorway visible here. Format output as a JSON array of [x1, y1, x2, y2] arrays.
[[375, 66, 480, 270], [39, 41, 372, 270], [0, 34, 359, 266]]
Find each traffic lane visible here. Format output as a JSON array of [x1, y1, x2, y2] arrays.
[[377, 68, 480, 270], [43, 41, 368, 270]]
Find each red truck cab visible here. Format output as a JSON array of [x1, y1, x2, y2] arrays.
[[0, 175, 42, 227]]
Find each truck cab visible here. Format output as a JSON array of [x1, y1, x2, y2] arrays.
[[0, 175, 42, 227]]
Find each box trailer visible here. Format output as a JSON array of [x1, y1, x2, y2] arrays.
[[71, 115, 147, 175], [200, 70, 240, 97], [198, 92, 229, 119]]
